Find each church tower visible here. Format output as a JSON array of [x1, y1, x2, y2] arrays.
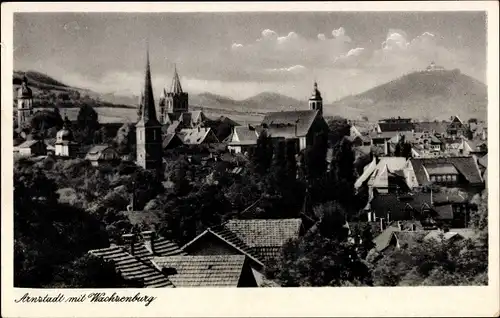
[[308, 81, 323, 116], [161, 66, 189, 121], [135, 47, 163, 172], [17, 75, 34, 128], [55, 115, 78, 157]]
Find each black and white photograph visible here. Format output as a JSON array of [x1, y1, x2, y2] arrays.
[[2, 2, 499, 317]]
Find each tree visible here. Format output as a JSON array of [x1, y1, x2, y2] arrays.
[[113, 123, 135, 155], [252, 130, 273, 175], [51, 254, 143, 288], [76, 104, 100, 144], [327, 117, 351, 147], [304, 132, 328, 180], [14, 163, 110, 287]]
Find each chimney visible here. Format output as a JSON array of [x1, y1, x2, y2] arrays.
[[397, 221, 402, 231], [367, 210, 373, 222], [384, 139, 389, 156], [379, 218, 385, 231], [411, 224, 416, 231], [142, 230, 156, 255], [122, 233, 137, 255]]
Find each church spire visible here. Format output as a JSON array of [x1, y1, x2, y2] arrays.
[[170, 64, 183, 94], [138, 44, 160, 126]]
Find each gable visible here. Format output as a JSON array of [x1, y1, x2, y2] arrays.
[[183, 231, 243, 256]]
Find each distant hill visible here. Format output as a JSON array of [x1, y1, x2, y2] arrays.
[[330, 69, 487, 121], [13, 70, 135, 109]]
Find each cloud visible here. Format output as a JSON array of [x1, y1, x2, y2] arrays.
[[332, 27, 351, 42], [231, 43, 243, 50], [265, 65, 307, 73], [277, 32, 299, 44], [229, 28, 353, 71], [332, 47, 367, 67]]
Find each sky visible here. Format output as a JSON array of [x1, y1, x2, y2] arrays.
[[14, 12, 487, 102]]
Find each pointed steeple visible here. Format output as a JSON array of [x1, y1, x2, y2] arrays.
[[170, 64, 183, 94], [138, 44, 160, 126]]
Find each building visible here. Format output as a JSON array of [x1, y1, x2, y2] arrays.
[[135, 47, 163, 172], [366, 191, 469, 228], [355, 157, 409, 198], [459, 138, 488, 157], [85, 145, 120, 166], [446, 116, 469, 138], [308, 81, 323, 116], [425, 61, 445, 72], [413, 121, 449, 137], [376, 118, 414, 133], [55, 118, 79, 157], [404, 156, 484, 193], [162, 133, 184, 150], [256, 82, 329, 152], [177, 127, 220, 145], [158, 66, 189, 124], [182, 218, 303, 286], [151, 255, 258, 287], [89, 231, 185, 288], [16, 75, 34, 128], [226, 125, 259, 154], [14, 139, 46, 157]]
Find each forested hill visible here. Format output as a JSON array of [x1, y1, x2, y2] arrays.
[[331, 69, 487, 121]]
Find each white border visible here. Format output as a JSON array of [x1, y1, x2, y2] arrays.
[[2, 2, 499, 317]]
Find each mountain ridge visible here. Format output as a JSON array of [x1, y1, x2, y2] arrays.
[[13, 69, 487, 121]]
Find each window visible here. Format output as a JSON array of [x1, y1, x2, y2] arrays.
[[431, 176, 436, 182], [451, 175, 457, 181]]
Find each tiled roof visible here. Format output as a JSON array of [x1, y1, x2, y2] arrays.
[[88, 235, 185, 288], [178, 128, 219, 145], [425, 164, 459, 175], [424, 228, 478, 242], [222, 218, 302, 248], [369, 192, 433, 220], [478, 154, 487, 168], [230, 126, 259, 145], [261, 110, 319, 137], [433, 205, 454, 220], [89, 245, 172, 287], [394, 231, 430, 247], [184, 218, 302, 267], [162, 133, 182, 149], [378, 122, 415, 132], [410, 157, 483, 185], [367, 157, 408, 188], [413, 122, 449, 134], [373, 225, 429, 252], [355, 157, 377, 189], [370, 131, 400, 139], [84, 145, 114, 161], [152, 255, 246, 287], [373, 225, 399, 252], [17, 140, 41, 148]]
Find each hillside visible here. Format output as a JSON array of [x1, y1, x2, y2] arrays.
[[330, 69, 487, 121], [13, 71, 135, 109]]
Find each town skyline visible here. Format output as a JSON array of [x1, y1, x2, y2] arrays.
[[14, 11, 486, 102]]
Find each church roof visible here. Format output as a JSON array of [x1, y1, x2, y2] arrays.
[[136, 47, 161, 127], [261, 110, 320, 138], [170, 66, 184, 94]]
